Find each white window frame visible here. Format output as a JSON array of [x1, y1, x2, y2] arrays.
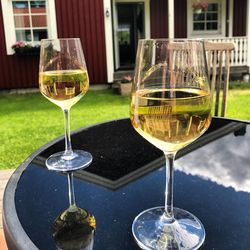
[[1, 0, 57, 55], [187, 0, 226, 38]]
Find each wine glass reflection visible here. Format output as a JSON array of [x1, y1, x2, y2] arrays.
[[53, 206, 96, 250]]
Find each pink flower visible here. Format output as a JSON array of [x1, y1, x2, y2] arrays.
[[122, 75, 133, 82], [11, 41, 26, 49], [192, 0, 208, 10], [201, 2, 208, 8]]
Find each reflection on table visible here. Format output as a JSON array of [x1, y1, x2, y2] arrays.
[[176, 124, 250, 193], [3, 117, 250, 249]]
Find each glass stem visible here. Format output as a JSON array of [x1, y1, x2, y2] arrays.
[[67, 172, 76, 209], [63, 109, 73, 157], [164, 152, 176, 222]]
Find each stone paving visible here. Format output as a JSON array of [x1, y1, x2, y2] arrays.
[[0, 169, 14, 249], [0, 169, 15, 229]]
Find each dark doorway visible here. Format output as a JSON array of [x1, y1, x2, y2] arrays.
[[116, 3, 144, 70]]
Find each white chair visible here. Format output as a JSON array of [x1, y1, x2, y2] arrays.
[[205, 42, 235, 117]]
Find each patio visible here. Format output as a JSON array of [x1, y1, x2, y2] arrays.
[[0, 169, 14, 250], [0, 170, 14, 225]]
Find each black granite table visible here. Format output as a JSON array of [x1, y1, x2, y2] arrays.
[[3, 117, 250, 250]]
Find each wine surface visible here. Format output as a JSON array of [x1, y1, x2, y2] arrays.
[[130, 88, 211, 153], [39, 69, 89, 109]]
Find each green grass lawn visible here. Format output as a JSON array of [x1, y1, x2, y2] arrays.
[[0, 89, 129, 170], [0, 88, 249, 170], [226, 89, 250, 120]]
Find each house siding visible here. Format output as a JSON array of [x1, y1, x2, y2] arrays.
[[55, 0, 107, 85], [233, 0, 247, 36], [150, 0, 168, 38], [174, 0, 187, 38], [0, 0, 107, 90]]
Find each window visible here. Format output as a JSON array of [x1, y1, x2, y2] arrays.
[[118, 24, 131, 45], [188, 0, 226, 38], [12, 1, 48, 43], [1, 0, 57, 54], [193, 3, 219, 32]]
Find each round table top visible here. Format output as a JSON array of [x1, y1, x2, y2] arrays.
[[3, 117, 250, 249]]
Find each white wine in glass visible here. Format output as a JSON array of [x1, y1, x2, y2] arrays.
[[40, 69, 89, 110], [130, 39, 212, 249], [39, 38, 92, 171]]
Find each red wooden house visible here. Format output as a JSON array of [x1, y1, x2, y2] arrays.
[[0, 0, 249, 89]]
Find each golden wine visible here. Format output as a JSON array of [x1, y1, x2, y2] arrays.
[[130, 88, 211, 153], [39, 69, 89, 109], [53, 206, 96, 250]]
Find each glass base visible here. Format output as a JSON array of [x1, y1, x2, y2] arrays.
[[132, 206, 205, 250], [46, 150, 93, 172], [53, 205, 96, 249]]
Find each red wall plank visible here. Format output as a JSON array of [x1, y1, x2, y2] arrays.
[[233, 0, 247, 36], [150, 0, 187, 39], [174, 0, 187, 38], [150, 0, 168, 38], [55, 0, 107, 84]]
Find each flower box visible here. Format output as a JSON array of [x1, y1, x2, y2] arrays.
[[118, 75, 133, 96], [119, 82, 132, 96], [12, 41, 40, 56], [14, 47, 40, 56]]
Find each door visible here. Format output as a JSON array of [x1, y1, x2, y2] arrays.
[[114, 2, 145, 70]]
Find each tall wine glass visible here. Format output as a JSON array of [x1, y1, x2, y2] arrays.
[[39, 38, 92, 172], [130, 39, 212, 249], [39, 38, 96, 245]]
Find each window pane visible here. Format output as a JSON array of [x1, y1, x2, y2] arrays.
[[32, 15, 47, 27], [194, 13, 205, 21], [30, 1, 46, 13], [207, 13, 218, 21], [33, 29, 48, 41], [12, 1, 29, 14], [207, 3, 218, 11], [14, 16, 30, 28], [16, 30, 32, 41], [207, 22, 218, 30], [118, 24, 130, 45], [193, 23, 205, 31]]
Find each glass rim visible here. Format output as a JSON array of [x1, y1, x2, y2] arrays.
[[138, 38, 205, 43], [40, 38, 81, 42]]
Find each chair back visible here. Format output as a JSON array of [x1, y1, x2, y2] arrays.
[[205, 42, 235, 117]]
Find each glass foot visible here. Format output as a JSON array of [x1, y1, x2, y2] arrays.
[[53, 205, 96, 249], [46, 150, 93, 172], [132, 206, 205, 250]]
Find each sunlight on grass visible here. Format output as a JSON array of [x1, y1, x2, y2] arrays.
[[226, 89, 250, 120], [0, 90, 129, 169]]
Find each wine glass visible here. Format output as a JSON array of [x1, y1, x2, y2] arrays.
[[39, 38, 92, 172], [39, 38, 96, 245], [130, 39, 212, 249]]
